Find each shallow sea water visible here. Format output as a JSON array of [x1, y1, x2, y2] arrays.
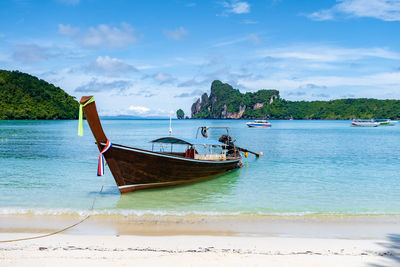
[[0, 119, 399, 216]]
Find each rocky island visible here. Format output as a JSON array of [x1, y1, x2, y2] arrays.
[[191, 80, 400, 120]]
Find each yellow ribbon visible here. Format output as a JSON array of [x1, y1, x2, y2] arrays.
[[78, 96, 95, 136]]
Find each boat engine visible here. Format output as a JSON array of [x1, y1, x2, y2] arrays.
[[219, 134, 238, 156]]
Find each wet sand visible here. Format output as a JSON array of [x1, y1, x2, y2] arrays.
[[1, 214, 400, 237], [1, 214, 400, 266]]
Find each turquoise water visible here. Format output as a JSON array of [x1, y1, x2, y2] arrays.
[[0, 119, 399, 216]]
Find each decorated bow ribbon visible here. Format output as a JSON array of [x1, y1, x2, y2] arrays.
[[98, 140, 112, 176], [78, 96, 95, 136]]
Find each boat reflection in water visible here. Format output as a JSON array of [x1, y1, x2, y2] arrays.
[[115, 168, 242, 211]]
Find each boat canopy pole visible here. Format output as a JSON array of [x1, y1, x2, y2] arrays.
[[169, 113, 172, 136]]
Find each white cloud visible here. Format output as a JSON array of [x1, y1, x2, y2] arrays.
[[212, 37, 247, 47], [178, 78, 210, 87], [58, 23, 138, 49], [80, 23, 137, 48], [309, 72, 400, 88], [75, 78, 132, 92], [237, 71, 400, 99], [222, 1, 250, 14], [128, 105, 150, 114], [58, 24, 79, 36], [174, 89, 204, 98], [155, 72, 174, 83], [143, 72, 175, 84], [136, 65, 158, 70], [307, 9, 335, 21], [307, 0, 400, 21], [257, 46, 400, 62], [12, 44, 53, 63], [249, 34, 262, 44], [212, 34, 262, 47], [87, 56, 137, 75], [163, 27, 188, 40]]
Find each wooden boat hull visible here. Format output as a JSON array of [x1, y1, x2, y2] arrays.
[[101, 143, 241, 193]]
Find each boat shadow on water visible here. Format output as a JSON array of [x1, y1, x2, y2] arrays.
[[114, 168, 242, 210]]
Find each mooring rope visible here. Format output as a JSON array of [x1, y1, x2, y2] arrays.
[[0, 178, 105, 243]]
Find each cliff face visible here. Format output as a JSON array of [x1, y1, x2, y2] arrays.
[[191, 80, 280, 119]]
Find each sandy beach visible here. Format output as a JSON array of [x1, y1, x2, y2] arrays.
[[1, 214, 399, 266]]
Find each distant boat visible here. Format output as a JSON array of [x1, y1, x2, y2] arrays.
[[246, 120, 271, 128], [374, 119, 398, 126], [351, 120, 379, 127], [80, 96, 248, 194]]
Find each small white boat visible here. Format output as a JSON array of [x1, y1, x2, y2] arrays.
[[246, 120, 271, 128], [351, 120, 379, 127]]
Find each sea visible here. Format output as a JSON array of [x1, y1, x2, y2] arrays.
[[0, 119, 399, 217]]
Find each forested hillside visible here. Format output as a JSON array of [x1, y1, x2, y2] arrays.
[[191, 80, 400, 119], [0, 70, 79, 119]]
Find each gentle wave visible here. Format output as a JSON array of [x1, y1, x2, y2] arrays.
[[1, 207, 399, 217]]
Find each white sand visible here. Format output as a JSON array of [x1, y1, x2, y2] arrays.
[[1, 215, 400, 266], [1, 233, 399, 266]]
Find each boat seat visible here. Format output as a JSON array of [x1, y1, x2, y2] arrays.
[[194, 153, 227, 161], [185, 148, 198, 159]]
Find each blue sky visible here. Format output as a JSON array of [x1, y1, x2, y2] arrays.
[[1, 0, 400, 116]]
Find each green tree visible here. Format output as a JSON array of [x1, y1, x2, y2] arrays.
[[176, 109, 185, 119], [190, 80, 400, 120], [0, 70, 79, 120]]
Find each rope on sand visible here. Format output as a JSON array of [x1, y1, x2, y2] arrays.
[[0, 179, 105, 243]]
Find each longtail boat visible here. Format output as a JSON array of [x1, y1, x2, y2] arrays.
[[80, 96, 243, 194]]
